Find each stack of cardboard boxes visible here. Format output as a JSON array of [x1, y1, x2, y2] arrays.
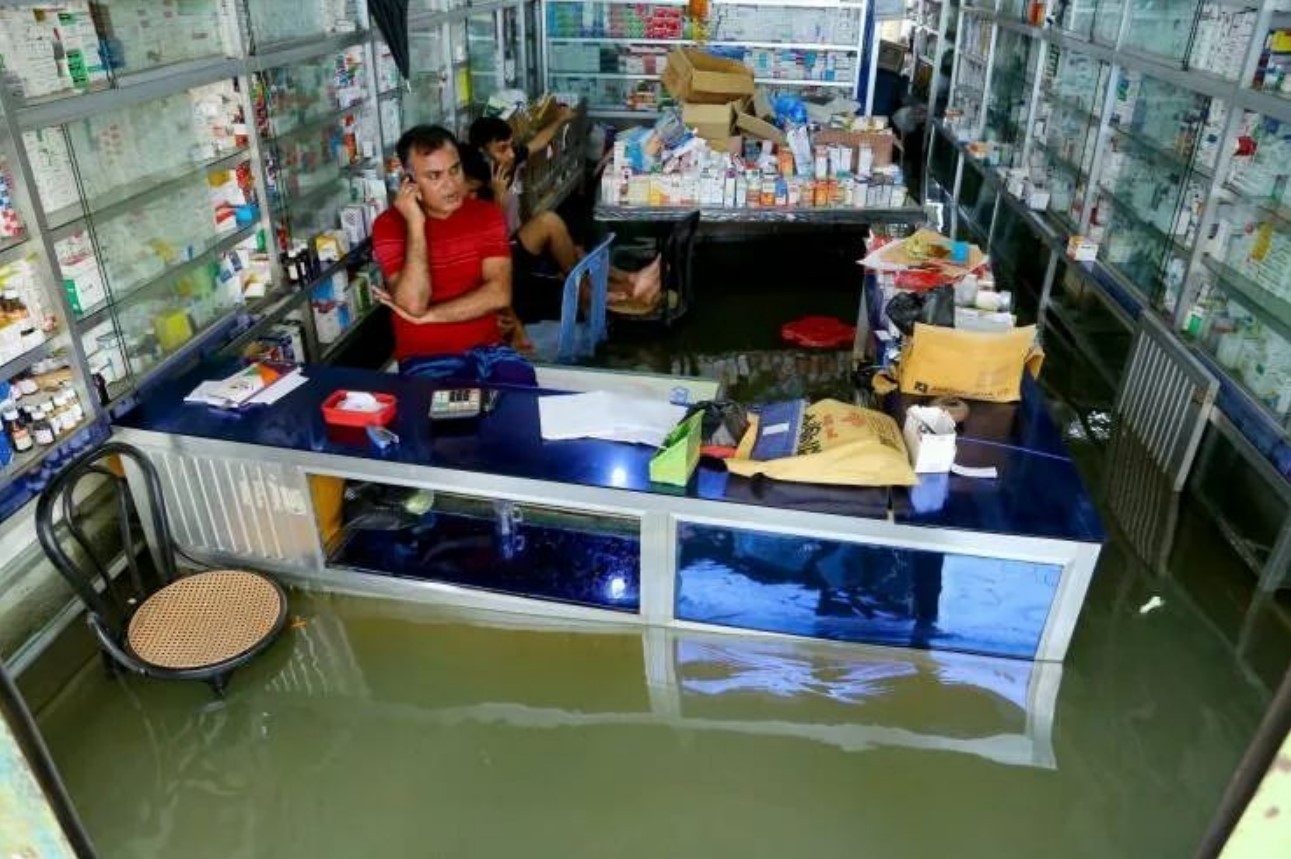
[[664, 48, 895, 163]]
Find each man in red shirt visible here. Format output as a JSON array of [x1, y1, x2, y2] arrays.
[[371, 125, 536, 385]]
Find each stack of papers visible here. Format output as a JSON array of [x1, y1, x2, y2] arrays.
[[538, 391, 687, 447], [185, 365, 309, 409]]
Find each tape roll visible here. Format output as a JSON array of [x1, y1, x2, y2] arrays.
[[931, 396, 970, 424]]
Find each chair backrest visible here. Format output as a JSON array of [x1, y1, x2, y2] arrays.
[[35, 441, 179, 636], [662, 212, 700, 325], [555, 232, 616, 362]]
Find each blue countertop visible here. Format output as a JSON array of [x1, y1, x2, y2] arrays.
[[115, 362, 1103, 543]]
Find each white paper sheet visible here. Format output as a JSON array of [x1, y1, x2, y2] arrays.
[[185, 369, 308, 409], [538, 391, 687, 447]]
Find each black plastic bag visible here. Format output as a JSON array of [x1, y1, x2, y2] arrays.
[[885, 285, 956, 336], [921, 284, 956, 328]]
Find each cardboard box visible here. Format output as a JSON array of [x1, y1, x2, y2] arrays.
[[736, 110, 786, 145], [663, 49, 755, 105], [814, 128, 895, 167], [898, 323, 1044, 403], [878, 40, 906, 74], [902, 407, 958, 473], [682, 101, 738, 141]]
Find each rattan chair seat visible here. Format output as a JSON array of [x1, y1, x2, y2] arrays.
[[126, 570, 283, 671]]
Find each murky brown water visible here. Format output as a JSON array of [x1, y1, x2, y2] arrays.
[[35, 539, 1278, 859]]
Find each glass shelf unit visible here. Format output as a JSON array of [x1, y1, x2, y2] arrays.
[[0, 1, 235, 106], [934, 1, 1291, 500], [982, 26, 1038, 169], [540, 0, 869, 117], [0, 1, 544, 520], [255, 45, 380, 255], [1027, 47, 1108, 233], [242, 0, 366, 52]]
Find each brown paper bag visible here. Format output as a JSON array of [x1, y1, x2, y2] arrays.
[[898, 323, 1044, 403], [725, 399, 917, 487]]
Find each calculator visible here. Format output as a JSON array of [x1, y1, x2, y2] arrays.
[[428, 388, 486, 421]]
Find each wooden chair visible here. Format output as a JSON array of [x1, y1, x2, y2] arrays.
[[36, 441, 287, 698]]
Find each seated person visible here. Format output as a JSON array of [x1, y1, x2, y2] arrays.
[[370, 124, 535, 386], [465, 115, 659, 322]]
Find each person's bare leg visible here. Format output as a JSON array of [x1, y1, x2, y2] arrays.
[[517, 211, 580, 272], [520, 210, 642, 287]]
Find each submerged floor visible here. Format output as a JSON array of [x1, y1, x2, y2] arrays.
[[29, 234, 1291, 857]]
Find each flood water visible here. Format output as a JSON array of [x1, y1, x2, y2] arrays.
[[29, 236, 1291, 856]]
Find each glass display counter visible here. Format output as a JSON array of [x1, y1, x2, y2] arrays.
[[113, 361, 1103, 664]]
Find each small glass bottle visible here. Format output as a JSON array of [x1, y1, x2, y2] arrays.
[[2, 405, 20, 440], [10, 422, 32, 452], [31, 407, 54, 447], [64, 387, 84, 426]]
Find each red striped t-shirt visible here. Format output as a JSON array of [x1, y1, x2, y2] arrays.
[[371, 198, 510, 361]]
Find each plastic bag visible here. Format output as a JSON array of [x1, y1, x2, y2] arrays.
[[885, 286, 955, 336], [774, 95, 808, 127], [725, 399, 917, 487]]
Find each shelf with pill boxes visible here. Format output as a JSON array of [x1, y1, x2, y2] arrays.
[[1088, 70, 1215, 307], [1027, 47, 1110, 234], [542, 0, 873, 115], [242, 0, 367, 52], [983, 27, 1039, 170], [255, 44, 386, 274], [1182, 106, 1291, 418], [0, 0, 237, 108]]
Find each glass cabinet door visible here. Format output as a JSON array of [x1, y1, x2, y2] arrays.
[[1189, 3, 1259, 82], [28, 81, 268, 404], [0, 0, 236, 104], [1183, 108, 1291, 424], [1055, 0, 1098, 38], [467, 11, 504, 111], [948, 10, 991, 138], [449, 19, 474, 133], [1091, 71, 1212, 307], [256, 46, 380, 257], [405, 20, 452, 128], [243, 0, 366, 52], [983, 27, 1038, 169], [1028, 47, 1108, 233]]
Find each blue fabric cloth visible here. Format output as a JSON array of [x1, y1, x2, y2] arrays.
[[398, 344, 537, 387]]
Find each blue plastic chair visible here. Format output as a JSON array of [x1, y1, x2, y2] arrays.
[[525, 233, 615, 363]]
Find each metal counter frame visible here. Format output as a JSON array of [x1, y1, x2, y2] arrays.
[[114, 425, 1101, 663]]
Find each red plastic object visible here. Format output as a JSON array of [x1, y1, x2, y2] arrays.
[[321, 390, 398, 428], [781, 316, 857, 349]]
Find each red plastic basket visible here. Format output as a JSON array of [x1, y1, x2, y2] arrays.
[[321, 391, 398, 428]]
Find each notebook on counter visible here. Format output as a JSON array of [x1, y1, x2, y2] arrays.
[[749, 399, 806, 461]]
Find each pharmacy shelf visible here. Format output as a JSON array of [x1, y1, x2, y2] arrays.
[[1200, 255, 1291, 344], [548, 72, 661, 80], [14, 56, 244, 131], [1039, 88, 1101, 122], [215, 286, 311, 361], [268, 101, 366, 143], [1097, 183, 1188, 254], [0, 414, 101, 485], [706, 40, 862, 51], [44, 148, 251, 233], [1109, 123, 1210, 180], [321, 305, 379, 362], [0, 233, 27, 258], [1222, 184, 1291, 228], [587, 107, 664, 119], [547, 37, 694, 45], [1034, 140, 1090, 180], [75, 222, 261, 327], [755, 78, 855, 88], [0, 340, 50, 384]]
